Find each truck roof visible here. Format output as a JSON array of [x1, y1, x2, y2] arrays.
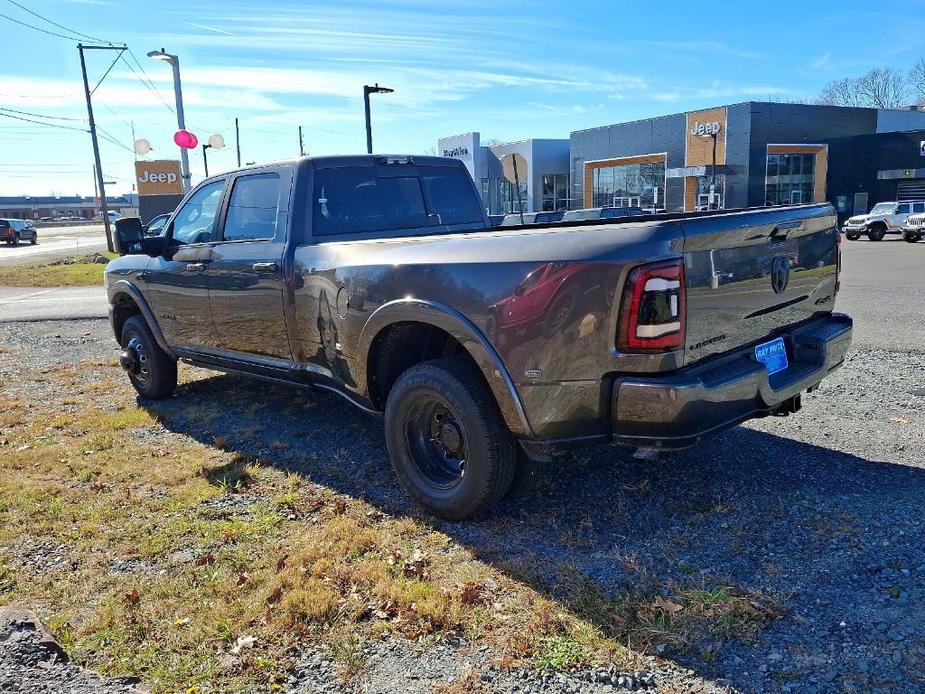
[[216, 154, 465, 177]]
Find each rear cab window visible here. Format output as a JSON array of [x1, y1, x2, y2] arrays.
[[311, 162, 483, 239]]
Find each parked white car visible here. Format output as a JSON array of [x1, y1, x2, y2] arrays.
[[902, 212, 925, 243], [843, 201, 925, 241]]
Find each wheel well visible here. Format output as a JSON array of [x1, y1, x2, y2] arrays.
[[367, 322, 478, 410], [111, 292, 143, 342], [868, 221, 887, 229]]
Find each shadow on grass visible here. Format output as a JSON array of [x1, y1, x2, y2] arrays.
[[141, 372, 925, 693]]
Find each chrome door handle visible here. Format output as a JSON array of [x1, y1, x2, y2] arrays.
[[186, 262, 206, 272], [252, 262, 278, 272]]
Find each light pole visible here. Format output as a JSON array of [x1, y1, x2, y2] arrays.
[[201, 134, 225, 178], [148, 48, 191, 192], [363, 83, 393, 154]]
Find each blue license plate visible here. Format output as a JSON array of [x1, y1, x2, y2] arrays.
[[755, 337, 788, 376]]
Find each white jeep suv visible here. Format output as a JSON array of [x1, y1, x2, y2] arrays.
[[844, 201, 925, 241]]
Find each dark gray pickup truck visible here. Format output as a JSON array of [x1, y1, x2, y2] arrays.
[[106, 155, 852, 520]]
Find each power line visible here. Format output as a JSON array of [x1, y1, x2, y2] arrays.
[[119, 52, 175, 114], [0, 10, 81, 40], [96, 124, 134, 153], [0, 110, 87, 132], [90, 50, 125, 96], [0, 106, 85, 122], [4, 0, 110, 43]]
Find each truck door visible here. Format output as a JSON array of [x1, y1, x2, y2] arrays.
[[144, 178, 227, 351], [207, 169, 292, 361]]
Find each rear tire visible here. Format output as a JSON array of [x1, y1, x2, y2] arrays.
[[384, 356, 517, 521], [867, 225, 886, 242], [29, 235, 37, 245], [11, 234, 19, 247], [120, 315, 177, 400], [904, 232, 921, 243]]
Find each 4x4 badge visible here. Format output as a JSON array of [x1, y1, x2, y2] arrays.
[[771, 256, 790, 294]]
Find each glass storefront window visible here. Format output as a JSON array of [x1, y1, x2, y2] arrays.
[[765, 153, 816, 205], [591, 160, 666, 209], [541, 173, 570, 211]]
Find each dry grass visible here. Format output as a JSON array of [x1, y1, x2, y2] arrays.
[[0, 357, 784, 691], [0, 253, 115, 287]]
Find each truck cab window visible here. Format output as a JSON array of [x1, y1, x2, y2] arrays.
[[420, 167, 483, 225], [313, 167, 388, 236], [224, 173, 281, 241], [379, 176, 429, 229], [172, 180, 225, 245]]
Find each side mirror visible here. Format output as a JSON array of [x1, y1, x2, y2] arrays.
[[113, 217, 144, 255]]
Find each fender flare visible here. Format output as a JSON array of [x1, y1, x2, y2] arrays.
[[108, 280, 175, 359], [357, 298, 533, 438]]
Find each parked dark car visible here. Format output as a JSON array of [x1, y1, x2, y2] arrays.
[[105, 155, 852, 520], [499, 211, 564, 226], [561, 206, 644, 222], [1, 219, 38, 246]]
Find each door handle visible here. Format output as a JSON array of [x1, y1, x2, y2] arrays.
[[186, 262, 206, 272], [252, 262, 278, 272]]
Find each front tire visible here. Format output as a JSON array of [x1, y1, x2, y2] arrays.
[[867, 225, 886, 242], [904, 231, 921, 243], [845, 232, 861, 241], [384, 357, 517, 521], [120, 315, 177, 400], [29, 235, 37, 245]]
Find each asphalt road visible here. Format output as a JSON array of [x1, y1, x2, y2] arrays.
[[0, 286, 107, 322], [836, 236, 925, 352], [0, 224, 107, 267]]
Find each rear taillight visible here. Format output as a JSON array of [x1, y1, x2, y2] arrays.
[[617, 259, 686, 352]]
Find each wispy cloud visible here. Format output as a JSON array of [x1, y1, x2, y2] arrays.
[[183, 22, 235, 36]]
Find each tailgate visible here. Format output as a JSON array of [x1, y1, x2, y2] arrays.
[[681, 204, 839, 364]]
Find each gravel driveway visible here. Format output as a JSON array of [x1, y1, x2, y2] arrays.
[[1, 318, 924, 693]]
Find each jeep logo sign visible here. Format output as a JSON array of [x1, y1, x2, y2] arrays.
[[135, 160, 184, 196], [690, 121, 722, 136]]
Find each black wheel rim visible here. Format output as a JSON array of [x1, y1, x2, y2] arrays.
[[404, 394, 468, 490], [125, 336, 150, 384]]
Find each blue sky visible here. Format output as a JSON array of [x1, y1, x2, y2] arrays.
[[1, 0, 924, 196]]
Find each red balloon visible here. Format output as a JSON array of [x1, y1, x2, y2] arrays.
[[173, 129, 199, 149]]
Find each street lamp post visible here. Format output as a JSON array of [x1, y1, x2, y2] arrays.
[[201, 134, 225, 178], [148, 48, 191, 192], [363, 83, 394, 154]]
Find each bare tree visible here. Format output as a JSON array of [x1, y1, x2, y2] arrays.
[[816, 67, 909, 108], [816, 77, 867, 107], [910, 57, 925, 105], [856, 67, 907, 108]]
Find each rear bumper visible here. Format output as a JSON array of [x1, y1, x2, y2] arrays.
[[611, 313, 852, 449]]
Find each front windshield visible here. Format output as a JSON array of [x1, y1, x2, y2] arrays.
[[869, 203, 896, 215]]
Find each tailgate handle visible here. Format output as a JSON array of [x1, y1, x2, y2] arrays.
[[185, 262, 206, 272]]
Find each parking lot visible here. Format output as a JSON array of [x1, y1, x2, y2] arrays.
[[1, 235, 924, 693], [0, 223, 107, 267]]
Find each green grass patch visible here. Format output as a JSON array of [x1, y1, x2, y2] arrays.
[[0, 252, 115, 287]]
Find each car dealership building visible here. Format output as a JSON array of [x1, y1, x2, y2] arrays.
[[440, 102, 925, 220], [436, 132, 570, 215]]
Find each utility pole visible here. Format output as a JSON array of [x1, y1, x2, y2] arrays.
[[235, 117, 241, 167], [298, 125, 305, 156], [78, 43, 125, 253]]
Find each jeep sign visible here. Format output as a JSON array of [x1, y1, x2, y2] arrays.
[[135, 160, 183, 196], [690, 121, 722, 136]]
